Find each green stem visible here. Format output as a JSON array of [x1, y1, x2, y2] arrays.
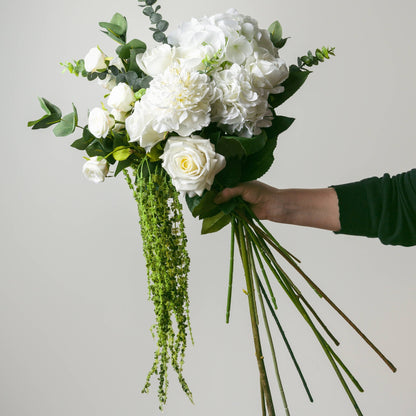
[[247, 232, 291, 416], [236, 219, 275, 416], [226, 218, 236, 324]]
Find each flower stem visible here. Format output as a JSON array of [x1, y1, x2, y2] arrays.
[[236, 219, 275, 416], [226, 218, 236, 324]]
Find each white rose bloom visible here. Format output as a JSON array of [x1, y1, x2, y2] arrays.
[[142, 64, 214, 137], [246, 54, 289, 93], [82, 157, 109, 183], [211, 64, 270, 136], [161, 136, 226, 197], [97, 57, 124, 91], [175, 44, 218, 71], [110, 109, 127, 132], [136, 44, 175, 77], [84, 47, 107, 72], [125, 101, 165, 151], [107, 82, 135, 112], [88, 107, 115, 138]]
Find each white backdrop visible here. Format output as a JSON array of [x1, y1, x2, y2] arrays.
[[1, 0, 415, 415]]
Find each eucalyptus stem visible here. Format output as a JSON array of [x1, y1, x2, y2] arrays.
[[226, 218, 236, 323], [235, 219, 275, 416]]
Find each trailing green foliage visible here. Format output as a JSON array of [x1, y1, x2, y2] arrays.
[[60, 59, 88, 77], [124, 166, 193, 408]]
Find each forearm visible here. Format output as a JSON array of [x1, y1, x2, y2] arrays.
[[273, 187, 341, 231]]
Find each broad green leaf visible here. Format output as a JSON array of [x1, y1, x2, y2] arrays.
[[268, 21, 283, 46], [215, 157, 243, 188], [99, 22, 125, 36], [71, 136, 93, 150], [128, 48, 141, 72], [112, 131, 128, 149], [269, 65, 310, 108], [201, 211, 231, 234], [216, 130, 267, 159], [28, 97, 62, 129], [116, 44, 130, 59], [100, 29, 126, 45], [241, 116, 295, 182], [113, 147, 132, 161], [189, 190, 221, 219], [53, 104, 78, 137], [86, 139, 106, 157]]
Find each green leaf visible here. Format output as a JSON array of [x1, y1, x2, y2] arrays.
[[215, 157, 243, 188], [201, 211, 232, 234], [268, 21, 283, 47], [113, 146, 132, 161], [216, 130, 267, 159], [114, 159, 132, 176], [99, 13, 127, 37], [86, 139, 107, 157], [268, 65, 310, 108], [28, 97, 62, 129], [127, 39, 146, 52], [112, 131, 128, 149], [241, 116, 295, 182], [53, 103, 78, 137], [187, 190, 221, 219], [128, 48, 141, 72], [116, 44, 130, 59]]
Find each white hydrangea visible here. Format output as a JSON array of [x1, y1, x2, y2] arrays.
[[136, 44, 176, 77], [211, 64, 271, 136], [141, 64, 214, 137]]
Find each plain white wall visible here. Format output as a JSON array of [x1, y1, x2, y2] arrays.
[[1, 0, 415, 415]]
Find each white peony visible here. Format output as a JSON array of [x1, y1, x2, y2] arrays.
[[125, 101, 165, 151], [84, 47, 107, 72], [142, 64, 214, 136], [136, 44, 175, 77], [82, 157, 109, 183], [161, 136, 226, 197], [88, 107, 115, 138], [107, 82, 135, 112], [245, 54, 289, 93]]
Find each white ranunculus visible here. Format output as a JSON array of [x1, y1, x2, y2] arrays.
[[161, 136, 226, 197], [246, 54, 289, 93], [142, 64, 214, 137], [88, 107, 115, 138], [84, 47, 107, 72], [107, 83, 135, 112], [125, 101, 165, 151], [82, 157, 109, 183], [110, 109, 127, 132], [136, 44, 175, 77]]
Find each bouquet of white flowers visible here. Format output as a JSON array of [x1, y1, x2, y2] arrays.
[[28, 2, 395, 415]]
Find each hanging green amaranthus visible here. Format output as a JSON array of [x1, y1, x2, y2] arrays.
[[124, 164, 192, 408]]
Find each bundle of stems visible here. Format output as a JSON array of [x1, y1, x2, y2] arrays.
[[228, 202, 396, 416]]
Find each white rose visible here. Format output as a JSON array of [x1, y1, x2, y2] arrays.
[[88, 107, 115, 138], [110, 109, 127, 132], [82, 157, 109, 183], [136, 44, 175, 77], [107, 83, 135, 112], [125, 101, 165, 151], [161, 136, 226, 197], [84, 47, 107, 72], [97, 57, 125, 91]]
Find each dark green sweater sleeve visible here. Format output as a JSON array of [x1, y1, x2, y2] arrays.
[[331, 169, 416, 246]]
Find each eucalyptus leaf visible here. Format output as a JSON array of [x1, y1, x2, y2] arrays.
[[28, 97, 62, 129], [201, 211, 232, 234], [156, 20, 169, 32], [127, 39, 146, 51], [53, 103, 77, 137], [116, 44, 130, 59]]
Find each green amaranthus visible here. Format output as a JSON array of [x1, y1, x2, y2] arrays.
[[124, 163, 193, 408]]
